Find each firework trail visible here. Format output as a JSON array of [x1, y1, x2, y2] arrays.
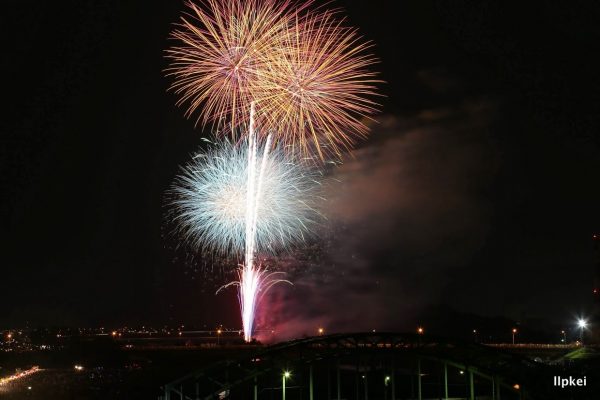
[[219, 262, 291, 342], [242, 103, 271, 341]]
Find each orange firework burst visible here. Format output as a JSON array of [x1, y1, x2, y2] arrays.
[[167, 0, 381, 159], [255, 11, 381, 158], [166, 0, 303, 131]]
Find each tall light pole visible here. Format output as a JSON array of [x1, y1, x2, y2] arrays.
[[512, 328, 517, 344], [578, 319, 587, 344], [282, 371, 290, 400]]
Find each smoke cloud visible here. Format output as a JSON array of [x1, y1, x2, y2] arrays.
[[257, 99, 499, 342]]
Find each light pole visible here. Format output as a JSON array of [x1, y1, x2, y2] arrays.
[[561, 330, 566, 343], [282, 371, 290, 400], [384, 375, 390, 400], [217, 329, 222, 345], [578, 319, 587, 344], [512, 328, 517, 344]]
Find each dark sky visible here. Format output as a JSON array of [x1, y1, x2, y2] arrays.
[[1, 1, 599, 333]]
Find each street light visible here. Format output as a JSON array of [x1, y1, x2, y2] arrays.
[[578, 319, 587, 344], [282, 371, 291, 400], [217, 329, 222, 345], [318, 327, 324, 336], [561, 330, 566, 343], [417, 327, 424, 335], [512, 328, 517, 344]]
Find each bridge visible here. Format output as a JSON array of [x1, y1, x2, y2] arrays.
[[160, 332, 562, 400]]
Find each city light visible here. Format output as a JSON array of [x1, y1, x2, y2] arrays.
[[74, 365, 84, 371], [0, 366, 40, 386], [318, 327, 324, 335], [283, 371, 291, 378], [417, 327, 424, 334]]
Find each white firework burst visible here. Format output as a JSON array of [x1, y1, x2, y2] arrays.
[[171, 139, 323, 256]]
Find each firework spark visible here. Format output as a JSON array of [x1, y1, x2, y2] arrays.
[[167, 0, 380, 341], [170, 137, 323, 257], [256, 11, 381, 158], [166, 0, 304, 132], [218, 263, 290, 342], [167, 0, 380, 158], [172, 118, 322, 341]]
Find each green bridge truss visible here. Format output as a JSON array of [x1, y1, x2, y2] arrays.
[[161, 332, 558, 400]]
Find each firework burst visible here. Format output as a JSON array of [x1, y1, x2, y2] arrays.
[[256, 11, 381, 158], [166, 0, 305, 132], [167, 0, 380, 158], [170, 138, 323, 256], [166, 0, 381, 342]]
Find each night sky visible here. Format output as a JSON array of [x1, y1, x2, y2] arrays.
[[2, 1, 599, 336]]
